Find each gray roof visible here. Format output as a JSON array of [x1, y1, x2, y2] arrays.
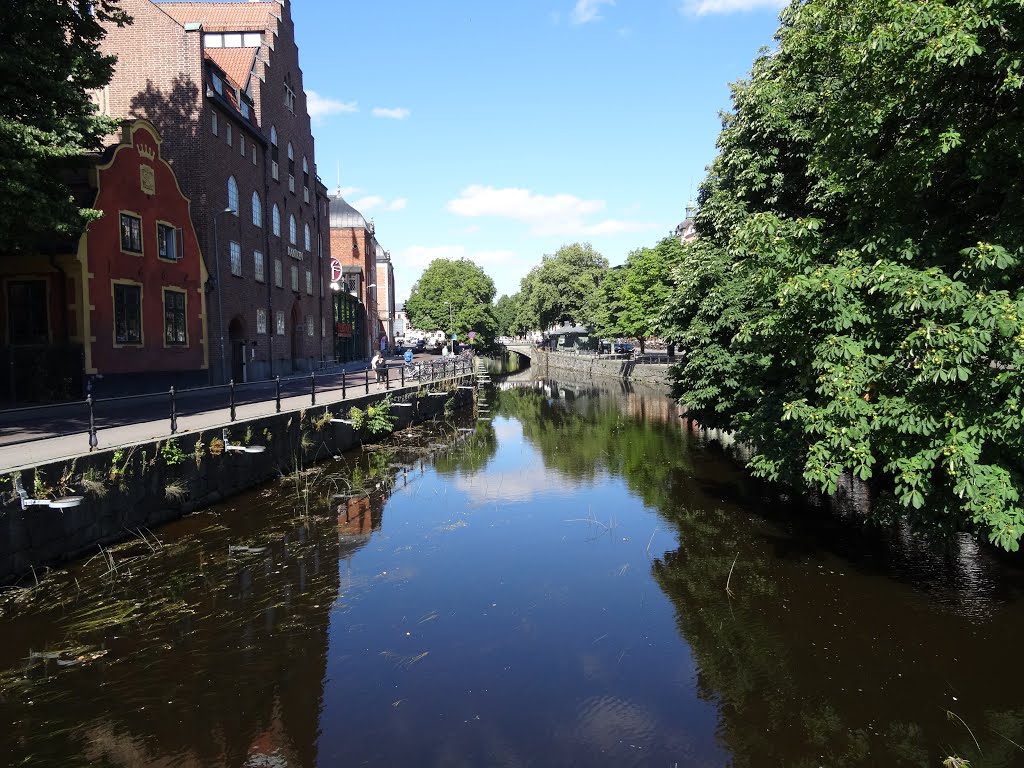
[[327, 192, 368, 231]]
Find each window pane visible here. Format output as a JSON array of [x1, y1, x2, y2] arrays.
[[230, 241, 241, 276], [164, 290, 186, 344], [254, 250, 264, 282], [114, 284, 141, 343], [243, 32, 261, 47], [120, 213, 142, 252]]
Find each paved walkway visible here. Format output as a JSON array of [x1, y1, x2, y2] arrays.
[[0, 359, 474, 473]]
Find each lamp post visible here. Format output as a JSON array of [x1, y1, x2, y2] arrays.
[[212, 207, 234, 384]]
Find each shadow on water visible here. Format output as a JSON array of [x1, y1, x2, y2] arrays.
[[2, 369, 1023, 767]]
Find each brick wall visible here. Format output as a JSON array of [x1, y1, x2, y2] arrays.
[[98, 0, 333, 384]]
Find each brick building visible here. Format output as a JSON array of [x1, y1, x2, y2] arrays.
[[0, 119, 208, 400], [95, 0, 331, 384], [327, 192, 380, 361]]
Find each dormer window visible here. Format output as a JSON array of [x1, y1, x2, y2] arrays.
[[211, 72, 223, 95]]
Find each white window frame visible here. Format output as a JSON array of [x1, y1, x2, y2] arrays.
[[229, 240, 242, 276], [254, 249, 265, 282], [227, 176, 239, 215], [256, 307, 267, 334]]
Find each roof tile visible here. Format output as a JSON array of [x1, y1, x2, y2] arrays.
[[206, 47, 257, 91], [156, 1, 277, 33]]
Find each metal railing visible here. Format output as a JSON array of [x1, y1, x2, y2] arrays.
[[0, 358, 474, 454]]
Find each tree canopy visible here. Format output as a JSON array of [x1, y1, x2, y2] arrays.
[[404, 258, 498, 347], [588, 237, 683, 350], [517, 243, 608, 330], [664, 0, 1024, 549], [0, 0, 131, 255]]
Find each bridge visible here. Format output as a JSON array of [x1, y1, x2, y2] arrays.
[[499, 344, 674, 387]]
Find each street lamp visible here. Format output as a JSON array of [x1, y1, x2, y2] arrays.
[[212, 206, 234, 384]]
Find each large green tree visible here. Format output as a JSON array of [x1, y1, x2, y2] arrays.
[[665, 0, 1024, 549], [0, 0, 131, 255], [589, 237, 684, 351], [405, 258, 498, 347], [518, 243, 608, 330]]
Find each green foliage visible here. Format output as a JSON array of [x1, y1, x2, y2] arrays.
[[587, 237, 683, 348], [366, 397, 397, 436], [664, 0, 1024, 549], [517, 243, 608, 330], [0, 0, 132, 256], [348, 405, 366, 431], [159, 438, 187, 466], [493, 294, 520, 337], [348, 398, 397, 436], [405, 258, 498, 346]]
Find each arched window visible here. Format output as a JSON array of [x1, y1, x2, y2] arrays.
[[251, 191, 262, 227], [303, 223, 311, 251], [287, 142, 294, 161], [288, 214, 297, 244], [227, 176, 239, 214], [270, 125, 278, 146], [272, 204, 281, 237]]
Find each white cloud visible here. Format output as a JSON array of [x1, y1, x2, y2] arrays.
[[339, 186, 361, 197], [446, 185, 655, 237], [352, 195, 407, 213], [681, 0, 785, 15], [372, 106, 411, 120], [571, 0, 614, 25], [306, 90, 358, 120], [352, 195, 384, 211]]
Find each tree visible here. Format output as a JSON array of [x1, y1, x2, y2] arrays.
[[518, 243, 608, 330], [588, 237, 684, 352], [405, 258, 498, 347], [664, 0, 1024, 549], [493, 294, 519, 337], [0, 0, 132, 256]]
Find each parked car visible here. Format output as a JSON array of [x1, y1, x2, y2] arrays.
[[414, 338, 426, 351], [614, 342, 635, 354], [598, 340, 613, 353]]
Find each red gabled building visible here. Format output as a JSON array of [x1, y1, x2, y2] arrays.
[[0, 119, 208, 401], [85, 119, 209, 387]]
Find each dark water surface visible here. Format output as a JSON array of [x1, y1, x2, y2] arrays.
[[3, 373, 1024, 767]]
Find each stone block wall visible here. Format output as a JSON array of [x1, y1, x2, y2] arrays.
[[0, 387, 471, 585]]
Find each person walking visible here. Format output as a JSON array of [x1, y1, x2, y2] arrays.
[[371, 351, 386, 383]]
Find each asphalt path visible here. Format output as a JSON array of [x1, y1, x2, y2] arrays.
[[0, 353, 458, 448]]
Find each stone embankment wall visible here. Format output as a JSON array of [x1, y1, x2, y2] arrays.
[[510, 348, 673, 388], [0, 387, 471, 585]]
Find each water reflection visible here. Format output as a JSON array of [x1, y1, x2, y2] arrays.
[[3, 375, 1023, 767]]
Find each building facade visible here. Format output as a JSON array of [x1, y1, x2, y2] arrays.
[[374, 246, 396, 352], [0, 120, 208, 400], [327, 192, 381, 361], [96, 0, 331, 384]]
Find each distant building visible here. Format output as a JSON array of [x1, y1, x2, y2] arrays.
[[327, 192, 381, 361], [674, 201, 698, 244], [0, 120, 208, 400], [374, 246, 396, 351]]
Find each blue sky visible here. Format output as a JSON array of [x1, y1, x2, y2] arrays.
[[291, 0, 786, 304]]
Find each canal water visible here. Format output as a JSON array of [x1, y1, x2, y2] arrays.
[[2, 371, 1024, 767]]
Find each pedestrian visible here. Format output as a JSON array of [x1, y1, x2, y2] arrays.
[[379, 335, 387, 355], [404, 348, 414, 366], [372, 351, 386, 383]]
